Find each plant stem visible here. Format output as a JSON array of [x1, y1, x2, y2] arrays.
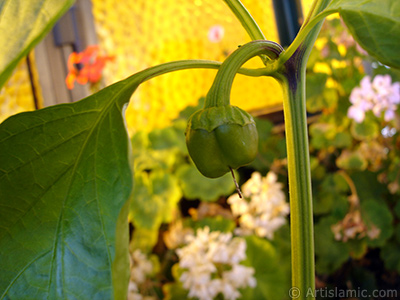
[[276, 51, 315, 299], [222, 0, 266, 41], [280, 0, 334, 64], [268, 2, 333, 299], [130, 59, 275, 84], [204, 40, 283, 108]]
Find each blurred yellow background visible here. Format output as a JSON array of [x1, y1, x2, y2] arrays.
[[0, 0, 314, 132]]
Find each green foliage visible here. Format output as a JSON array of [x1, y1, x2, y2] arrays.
[[313, 173, 349, 215], [241, 235, 291, 300], [336, 149, 368, 171], [327, 0, 400, 68], [128, 103, 238, 252], [381, 242, 400, 273], [249, 117, 286, 172], [130, 171, 182, 228], [163, 234, 291, 300], [351, 117, 380, 141], [176, 164, 235, 201], [0, 71, 140, 299], [188, 216, 236, 233], [0, 0, 75, 88], [163, 282, 190, 300], [1, 0, 400, 299], [361, 199, 393, 247], [315, 217, 350, 274], [307, 15, 400, 285]]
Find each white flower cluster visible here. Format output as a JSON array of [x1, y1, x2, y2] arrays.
[[163, 220, 194, 249], [176, 227, 256, 300], [128, 249, 156, 300], [348, 75, 400, 123], [228, 172, 289, 239]]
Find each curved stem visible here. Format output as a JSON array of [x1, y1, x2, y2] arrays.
[[205, 40, 284, 108], [279, 1, 335, 64], [127, 59, 277, 85], [222, 0, 266, 41]]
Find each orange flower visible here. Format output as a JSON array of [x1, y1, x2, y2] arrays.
[[65, 45, 114, 89]]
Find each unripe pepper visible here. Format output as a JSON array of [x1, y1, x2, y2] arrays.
[[185, 40, 283, 178], [185, 105, 258, 178]]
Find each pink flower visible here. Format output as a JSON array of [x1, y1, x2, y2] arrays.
[[347, 75, 400, 123], [347, 106, 366, 123], [208, 25, 225, 43]]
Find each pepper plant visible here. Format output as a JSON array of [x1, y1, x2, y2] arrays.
[[0, 0, 399, 299]]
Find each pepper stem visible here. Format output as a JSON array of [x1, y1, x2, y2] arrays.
[[230, 167, 243, 198], [204, 40, 284, 108]]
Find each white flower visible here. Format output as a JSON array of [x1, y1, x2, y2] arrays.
[[131, 249, 153, 284], [347, 75, 400, 123], [228, 172, 289, 239], [128, 249, 155, 300], [176, 227, 256, 300], [163, 220, 194, 249]]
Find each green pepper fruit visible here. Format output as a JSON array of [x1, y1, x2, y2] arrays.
[[185, 105, 258, 178]]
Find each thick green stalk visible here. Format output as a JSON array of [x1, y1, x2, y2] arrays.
[[276, 50, 314, 300], [273, 1, 331, 299]]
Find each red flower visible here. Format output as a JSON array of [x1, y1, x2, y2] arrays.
[[65, 45, 114, 89]]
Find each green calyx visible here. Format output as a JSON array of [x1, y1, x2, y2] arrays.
[[186, 105, 255, 132], [186, 105, 258, 178]]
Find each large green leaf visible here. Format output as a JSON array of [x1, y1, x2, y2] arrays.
[[0, 76, 139, 299], [326, 0, 400, 68], [0, 0, 75, 88]]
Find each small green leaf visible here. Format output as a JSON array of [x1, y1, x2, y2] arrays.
[[351, 118, 380, 141], [176, 164, 235, 201], [314, 173, 350, 215], [241, 236, 290, 300], [163, 282, 190, 300], [327, 0, 400, 68], [130, 227, 159, 253], [148, 126, 186, 154], [336, 150, 368, 171], [0, 0, 75, 88], [381, 242, 400, 272], [178, 97, 205, 120], [315, 217, 350, 274], [395, 201, 400, 219], [333, 131, 352, 148], [310, 123, 336, 149], [307, 77, 338, 113], [190, 216, 236, 233], [361, 199, 393, 247], [351, 171, 387, 202], [395, 224, 400, 243], [347, 239, 368, 259], [129, 170, 181, 229], [133, 149, 179, 173]]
